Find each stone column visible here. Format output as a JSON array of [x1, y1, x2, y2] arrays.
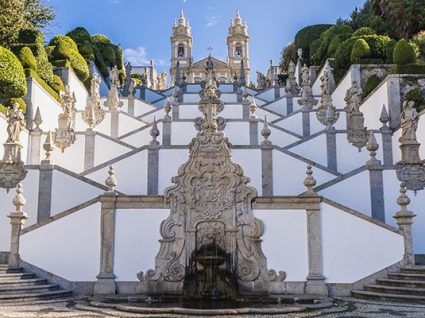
[[250, 119, 259, 146], [286, 93, 293, 115], [29, 107, 43, 164], [172, 102, 179, 121], [326, 127, 337, 172], [303, 166, 328, 295], [366, 131, 385, 222], [242, 99, 250, 121], [261, 118, 273, 196], [162, 117, 171, 147], [379, 105, 393, 166], [8, 183, 28, 269], [94, 195, 117, 295], [274, 86, 281, 99], [387, 76, 401, 130], [84, 128, 96, 171], [127, 96, 135, 116], [147, 120, 160, 195], [110, 109, 119, 138], [302, 110, 310, 137], [394, 183, 416, 267], [37, 164, 53, 223]]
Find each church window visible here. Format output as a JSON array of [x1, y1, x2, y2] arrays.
[[235, 44, 242, 57], [178, 44, 185, 58]]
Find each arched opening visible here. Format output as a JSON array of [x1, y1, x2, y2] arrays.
[[235, 44, 242, 58], [178, 44, 185, 58]]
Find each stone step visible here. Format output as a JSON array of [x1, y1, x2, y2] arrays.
[[401, 267, 425, 274], [352, 290, 425, 304], [0, 278, 47, 287], [0, 284, 59, 295], [388, 272, 425, 281], [364, 284, 425, 296], [0, 266, 23, 274], [0, 289, 72, 301], [0, 273, 35, 280]]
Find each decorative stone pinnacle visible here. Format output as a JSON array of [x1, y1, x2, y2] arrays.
[[13, 183, 26, 212], [261, 116, 271, 145], [150, 118, 160, 146], [366, 131, 379, 162], [303, 165, 317, 195], [42, 131, 54, 163], [33, 107, 43, 131], [105, 166, 118, 193], [250, 98, 257, 120], [164, 98, 172, 117], [380, 104, 389, 127], [397, 183, 410, 212]]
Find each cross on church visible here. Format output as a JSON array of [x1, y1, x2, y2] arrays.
[[207, 47, 213, 56]]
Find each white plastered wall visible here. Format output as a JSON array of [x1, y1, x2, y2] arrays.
[[361, 80, 389, 130]]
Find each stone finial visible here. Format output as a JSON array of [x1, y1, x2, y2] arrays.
[[249, 98, 257, 120], [380, 104, 389, 127], [242, 87, 249, 100], [164, 98, 172, 118], [105, 166, 118, 193], [303, 165, 317, 195], [261, 116, 271, 145], [33, 107, 43, 131], [366, 131, 380, 166], [150, 118, 160, 146], [42, 131, 54, 163], [12, 183, 26, 212], [397, 183, 410, 213]]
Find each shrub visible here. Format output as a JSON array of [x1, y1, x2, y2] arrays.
[[335, 37, 357, 70], [327, 35, 342, 57], [389, 64, 425, 74], [393, 39, 416, 65], [0, 46, 27, 98], [280, 42, 297, 71], [9, 97, 26, 112], [361, 35, 391, 60], [412, 30, 425, 61], [101, 45, 116, 67], [385, 39, 397, 63], [18, 46, 37, 70], [78, 40, 95, 61], [351, 39, 371, 63], [91, 34, 112, 44], [51, 74, 65, 93], [352, 27, 376, 37], [405, 87, 425, 111], [364, 74, 382, 97], [294, 24, 333, 59], [48, 35, 90, 81]]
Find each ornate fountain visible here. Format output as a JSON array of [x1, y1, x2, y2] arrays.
[[138, 56, 285, 297]]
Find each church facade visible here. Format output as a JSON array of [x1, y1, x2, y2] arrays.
[[170, 11, 251, 84]]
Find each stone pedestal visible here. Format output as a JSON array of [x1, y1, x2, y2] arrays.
[[261, 143, 273, 196], [94, 195, 117, 295], [110, 110, 119, 139], [162, 117, 171, 147], [37, 164, 53, 222], [29, 130, 42, 164], [249, 119, 258, 146], [127, 96, 135, 116], [326, 127, 337, 172], [8, 211, 28, 268], [147, 144, 160, 195], [84, 129, 96, 171], [302, 110, 310, 137]]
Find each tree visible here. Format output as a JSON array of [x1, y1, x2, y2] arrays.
[[279, 42, 297, 72], [0, 0, 54, 48], [378, 0, 425, 39]]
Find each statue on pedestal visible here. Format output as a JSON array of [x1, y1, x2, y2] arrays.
[[82, 74, 105, 129]]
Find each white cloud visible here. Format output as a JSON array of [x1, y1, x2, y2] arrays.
[[109, 0, 121, 4], [205, 16, 220, 28], [123, 46, 150, 65]]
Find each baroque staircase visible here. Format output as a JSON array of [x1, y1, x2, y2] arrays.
[[352, 266, 425, 304], [0, 264, 71, 302]]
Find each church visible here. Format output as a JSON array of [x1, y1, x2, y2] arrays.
[[169, 11, 251, 84]]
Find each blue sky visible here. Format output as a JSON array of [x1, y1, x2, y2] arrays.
[[46, 0, 365, 75]]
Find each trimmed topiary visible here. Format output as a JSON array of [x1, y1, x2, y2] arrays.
[[49, 35, 79, 53], [352, 27, 376, 37], [351, 39, 371, 64], [327, 35, 342, 57], [51, 74, 65, 93], [412, 30, 425, 62], [101, 45, 116, 67], [389, 64, 425, 75], [92, 34, 112, 44], [18, 46, 37, 70], [0, 46, 27, 99], [364, 74, 382, 97], [362, 35, 391, 60], [294, 24, 333, 60], [385, 39, 397, 63], [393, 39, 416, 65]]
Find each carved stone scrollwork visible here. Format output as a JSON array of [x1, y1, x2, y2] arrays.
[[54, 86, 76, 152], [140, 58, 284, 290]]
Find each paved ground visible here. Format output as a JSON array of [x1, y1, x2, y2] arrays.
[[0, 298, 424, 317]]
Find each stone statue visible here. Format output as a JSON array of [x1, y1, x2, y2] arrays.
[[90, 74, 101, 103], [128, 79, 135, 97], [256, 71, 266, 90], [6, 104, 25, 144], [110, 65, 119, 87], [345, 80, 362, 114], [105, 66, 123, 110], [59, 85, 76, 118], [300, 64, 310, 85], [320, 70, 330, 96], [286, 60, 298, 95], [82, 73, 105, 129], [400, 100, 419, 143]]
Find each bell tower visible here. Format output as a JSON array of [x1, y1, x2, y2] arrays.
[[227, 11, 250, 83], [170, 11, 193, 84]]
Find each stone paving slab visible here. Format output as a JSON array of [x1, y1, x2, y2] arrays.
[[0, 297, 424, 317]]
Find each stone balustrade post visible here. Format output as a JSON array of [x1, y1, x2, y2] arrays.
[[379, 105, 393, 166], [274, 86, 281, 99], [326, 127, 337, 172], [302, 110, 310, 137], [147, 120, 160, 195], [37, 164, 53, 223], [286, 93, 294, 115], [261, 117, 273, 196], [110, 109, 119, 138], [394, 183, 416, 267], [8, 183, 28, 269], [29, 130, 42, 165], [84, 128, 96, 171], [127, 96, 135, 116]]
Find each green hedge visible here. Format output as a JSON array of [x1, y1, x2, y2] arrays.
[[393, 39, 416, 65], [101, 45, 116, 67], [352, 27, 376, 37], [364, 74, 382, 97], [18, 46, 37, 70], [413, 30, 425, 62], [0, 98, 27, 114], [294, 24, 333, 59], [351, 39, 371, 63], [0, 46, 27, 98], [25, 68, 60, 102], [385, 39, 397, 63], [48, 35, 90, 81], [92, 34, 124, 84], [389, 64, 425, 74], [51, 74, 65, 93], [362, 35, 391, 60]]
